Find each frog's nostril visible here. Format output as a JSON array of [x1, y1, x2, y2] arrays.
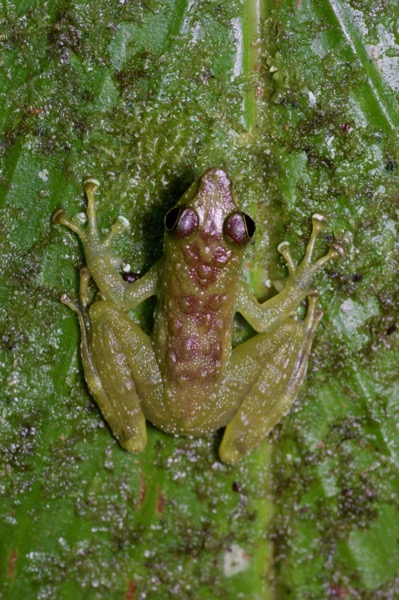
[[204, 167, 227, 180]]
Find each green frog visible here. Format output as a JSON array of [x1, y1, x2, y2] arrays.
[[53, 168, 343, 463]]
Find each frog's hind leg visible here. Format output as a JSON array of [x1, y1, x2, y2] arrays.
[[219, 292, 323, 464], [61, 268, 150, 453]]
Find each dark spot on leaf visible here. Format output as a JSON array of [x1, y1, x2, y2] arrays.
[[232, 481, 242, 492], [385, 159, 396, 171]]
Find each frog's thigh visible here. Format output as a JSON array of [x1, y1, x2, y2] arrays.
[[84, 301, 163, 453], [219, 309, 321, 464]]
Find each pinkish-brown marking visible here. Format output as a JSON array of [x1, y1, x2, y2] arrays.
[[178, 295, 200, 314], [8, 548, 17, 579], [138, 472, 146, 507], [157, 492, 166, 514], [125, 580, 136, 600]]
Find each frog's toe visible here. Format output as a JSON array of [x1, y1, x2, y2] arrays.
[[311, 213, 328, 227], [52, 207, 66, 224], [277, 241, 296, 274], [52, 207, 85, 236], [120, 430, 147, 454], [314, 241, 344, 268], [218, 435, 245, 465], [83, 177, 100, 195], [331, 242, 345, 258], [297, 214, 344, 271]]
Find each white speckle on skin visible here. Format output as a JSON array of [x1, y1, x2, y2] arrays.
[[223, 544, 251, 577]]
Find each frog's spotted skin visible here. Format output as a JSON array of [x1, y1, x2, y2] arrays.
[[153, 170, 247, 429], [53, 169, 343, 463]]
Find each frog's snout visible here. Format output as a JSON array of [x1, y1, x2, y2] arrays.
[[199, 168, 231, 196]]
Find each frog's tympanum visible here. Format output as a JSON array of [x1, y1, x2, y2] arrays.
[[53, 169, 343, 464]]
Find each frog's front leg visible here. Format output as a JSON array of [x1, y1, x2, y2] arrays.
[[53, 178, 130, 302], [237, 214, 344, 332], [53, 178, 160, 306], [61, 268, 167, 453]]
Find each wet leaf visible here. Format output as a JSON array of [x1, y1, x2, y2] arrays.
[[1, 1, 399, 598]]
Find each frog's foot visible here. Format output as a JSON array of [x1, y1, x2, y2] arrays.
[[59, 268, 92, 343], [52, 178, 129, 249], [61, 266, 90, 308], [278, 214, 344, 279], [304, 289, 323, 332]]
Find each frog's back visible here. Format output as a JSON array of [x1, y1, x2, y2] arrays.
[[150, 169, 253, 435]]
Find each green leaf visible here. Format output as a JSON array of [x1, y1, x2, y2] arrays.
[[1, 0, 399, 598]]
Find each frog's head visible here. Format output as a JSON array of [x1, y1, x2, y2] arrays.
[[164, 168, 256, 248]]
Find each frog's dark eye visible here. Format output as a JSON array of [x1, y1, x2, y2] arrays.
[[223, 211, 256, 246], [164, 207, 199, 238]]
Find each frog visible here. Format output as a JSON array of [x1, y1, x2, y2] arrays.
[[53, 168, 343, 464]]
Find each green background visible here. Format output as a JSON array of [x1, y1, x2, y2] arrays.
[[1, 0, 399, 598]]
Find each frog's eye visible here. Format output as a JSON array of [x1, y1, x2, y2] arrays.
[[164, 206, 199, 238], [224, 211, 256, 246]]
